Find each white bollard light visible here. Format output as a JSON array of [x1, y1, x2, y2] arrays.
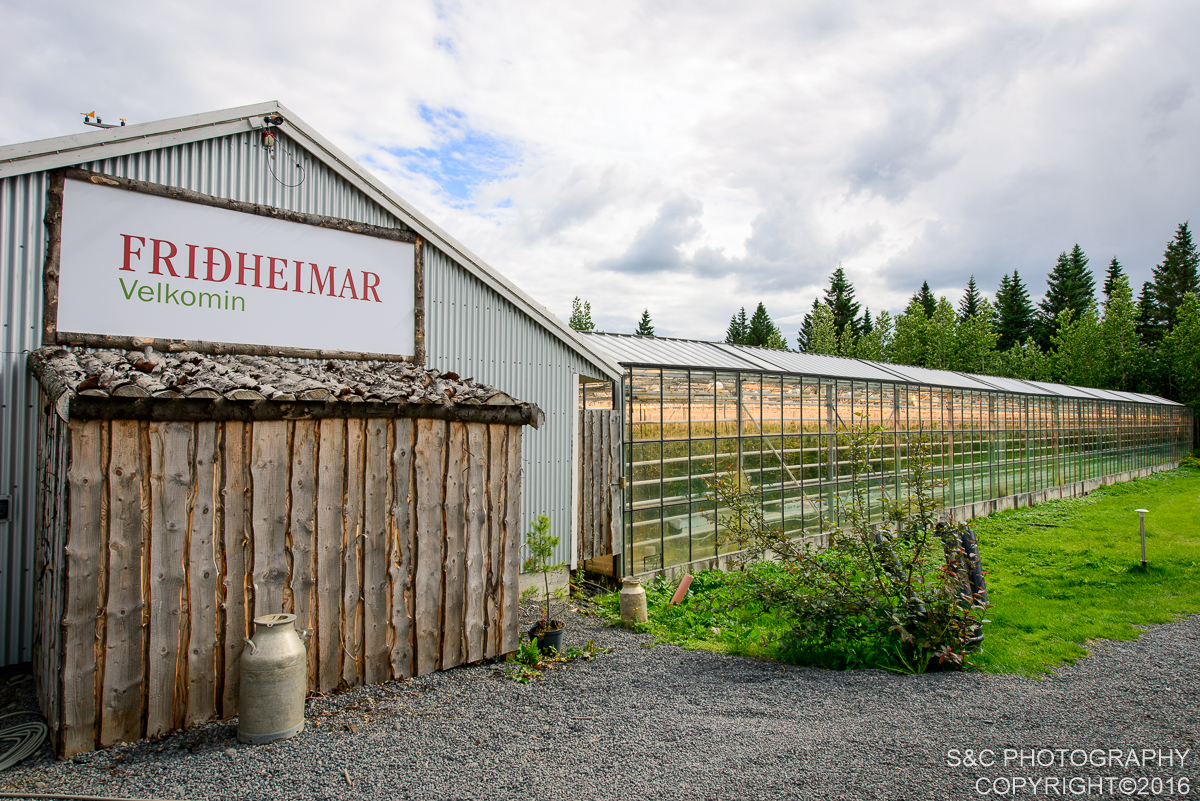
[[1134, 509, 1150, 568]]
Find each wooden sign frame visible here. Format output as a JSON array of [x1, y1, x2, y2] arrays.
[[43, 168, 425, 364]]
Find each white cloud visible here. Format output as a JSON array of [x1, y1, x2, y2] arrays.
[[3, 0, 1197, 342]]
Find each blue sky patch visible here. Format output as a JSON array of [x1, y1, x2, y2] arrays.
[[389, 106, 519, 207]]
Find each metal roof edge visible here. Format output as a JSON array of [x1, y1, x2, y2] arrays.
[[0, 101, 283, 178], [0, 102, 623, 381]]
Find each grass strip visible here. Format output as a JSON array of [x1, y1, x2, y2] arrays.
[[599, 466, 1200, 676]]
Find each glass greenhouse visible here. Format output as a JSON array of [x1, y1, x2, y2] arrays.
[[578, 333, 1194, 577]]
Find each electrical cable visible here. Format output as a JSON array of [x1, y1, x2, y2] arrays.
[[264, 138, 305, 189], [0, 712, 48, 772]]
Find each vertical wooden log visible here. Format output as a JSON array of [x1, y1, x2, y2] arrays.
[[363, 419, 391, 685], [463, 423, 487, 664], [100, 420, 145, 747], [288, 420, 318, 689], [33, 399, 51, 738], [315, 420, 345, 693], [250, 421, 289, 617], [609, 411, 623, 556], [185, 422, 220, 727], [501, 425, 522, 656], [147, 422, 192, 737], [342, 418, 366, 687], [442, 422, 467, 670], [388, 419, 415, 679], [221, 422, 250, 718], [591, 411, 603, 558], [413, 419, 446, 675], [484, 426, 504, 660], [61, 420, 104, 756]]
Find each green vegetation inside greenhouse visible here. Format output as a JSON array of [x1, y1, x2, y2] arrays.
[[599, 466, 1200, 676]]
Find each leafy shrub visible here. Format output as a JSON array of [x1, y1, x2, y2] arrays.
[[706, 421, 988, 672]]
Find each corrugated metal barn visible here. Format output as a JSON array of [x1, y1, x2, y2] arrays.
[[0, 101, 623, 668]]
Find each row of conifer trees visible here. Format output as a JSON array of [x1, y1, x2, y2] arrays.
[[567, 222, 1200, 408]]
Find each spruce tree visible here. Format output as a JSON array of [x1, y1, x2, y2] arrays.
[[912, 281, 936, 317], [569, 297, 595, 332], [861, 307, 874, 335], [635, 309, 654, 336], [746, 302, 780, 347], [1102, 257, 1125, 302], [797, 298, 820, 351], [824, 266, 861, 338], [1150, 222, 1200, 332], [994, 271, 1035, 351], [725, 307, 749, 345], [1137, 281, 1156, 340], [1037, 245, 1094, 348], [958, 276, 983, 320]]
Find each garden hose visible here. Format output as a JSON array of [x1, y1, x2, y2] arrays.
[[0, 794, 194, 801], [0, 712, 48, 771]]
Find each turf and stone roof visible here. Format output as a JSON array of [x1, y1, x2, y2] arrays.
[[28, 347, 543, 426]]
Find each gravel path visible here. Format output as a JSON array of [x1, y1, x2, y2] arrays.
[[2, 604, 1197, 801]]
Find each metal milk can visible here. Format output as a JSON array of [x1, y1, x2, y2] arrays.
[[237, 613, 307, 744], [619, 576, 648, 627]]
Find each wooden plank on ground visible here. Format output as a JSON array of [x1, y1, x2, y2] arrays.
[[441, 422, 466, 670], [362, 418, 391, 684], [99, 420, 144, 747], [342, 418, 366, 688], [147, 422, 193, 737], [221, 422, 249, 718], [463, 422, 487, 664], [413, 419, 446, 675], [61, 420, 104, 756], [315, 419, 345, 693], [186, 422, 220, 727], [388, 419, 415, 679], [250, 421, 289, 617], [484, 425, 504, 660], [501, 425, 522, 656], [288, 420, 318, 689]]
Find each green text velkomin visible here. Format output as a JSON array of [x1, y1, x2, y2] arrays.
[[119, 278, 246, 312]]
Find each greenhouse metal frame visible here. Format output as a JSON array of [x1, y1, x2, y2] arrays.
[[578, 333, 1193, 577]]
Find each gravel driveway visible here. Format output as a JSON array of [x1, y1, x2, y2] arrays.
[[2, 604, 1197, 801]]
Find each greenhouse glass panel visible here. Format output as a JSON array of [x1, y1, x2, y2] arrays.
[[595, 330, 1193, 577]]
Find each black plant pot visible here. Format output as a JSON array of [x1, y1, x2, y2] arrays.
[[533, 624, 564, 655]]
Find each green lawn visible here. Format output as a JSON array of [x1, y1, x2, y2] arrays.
[[601, 466, 1200, 676], [970, 466, 1200, 676]]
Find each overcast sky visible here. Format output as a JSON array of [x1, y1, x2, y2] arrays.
[[4, 1, 1198, 342]]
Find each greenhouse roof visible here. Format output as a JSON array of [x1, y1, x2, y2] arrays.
[[578, 332, 1183, 405]]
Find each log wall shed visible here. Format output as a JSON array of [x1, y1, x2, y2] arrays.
[[30, 347, 543, 756], [0, 101, 625, 670]]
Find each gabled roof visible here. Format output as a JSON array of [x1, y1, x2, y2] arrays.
[[0, 101, 622, 380]]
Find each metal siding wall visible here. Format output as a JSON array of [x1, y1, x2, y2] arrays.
[[424, 244, 610, 566], [0, 170, 48, 666]]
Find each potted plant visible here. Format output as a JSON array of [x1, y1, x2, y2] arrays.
[[522, 514, 566, 654]]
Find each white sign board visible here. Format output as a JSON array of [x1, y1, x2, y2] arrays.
[[57, 179, 415, 356]]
